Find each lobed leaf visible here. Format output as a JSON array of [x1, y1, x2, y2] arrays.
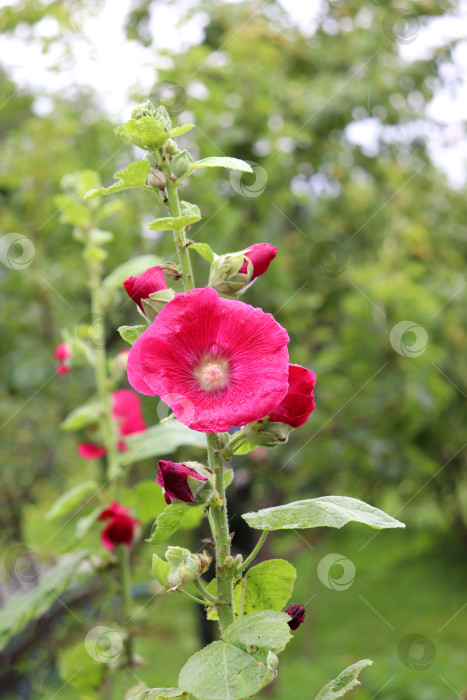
[[224, 611, 292, 654], [189, 157, 253, 173], [149, 503, 190, 545], [242, 496, 406, 531], [85, 160, 151, 198], [315, 659, 373, 699], [114, 117, 170, 151]]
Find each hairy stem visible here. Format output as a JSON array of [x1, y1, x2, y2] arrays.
[[207, 433, 235, 633], [159, 154, 195, 291]]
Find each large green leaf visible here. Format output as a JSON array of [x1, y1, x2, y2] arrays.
[[149, 503, 190, 545], [85, 160, 152, 198], [0, 551, 88, 651], [208, 559, 296, 621], [178, 640, 275, 700], [242, 496, 406, 531], [189, 157, 253, 173], [127, 690, 187, 700], [315, 660, 373, 699], [122, 423, 205, 465], [114, 117, 170, 151], [169, 124, 195, 138], [102, 254, 163, 293], [224, 611, 292, 654], [46, 481, 98, 521]]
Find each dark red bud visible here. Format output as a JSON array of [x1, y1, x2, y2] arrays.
[[286, 603, 306, 630]]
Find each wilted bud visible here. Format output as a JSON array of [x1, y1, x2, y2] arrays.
[[165, 138, 180, 155], [166, 546, 212, 588], [240, 417, 293, 448], [171, 149, 194, 179], [131, 101, 156, 119], [157, 460, 215, 505], [285, 603, 306, 630], [148, 168, 167, 191], [160, 261, 182, 280]]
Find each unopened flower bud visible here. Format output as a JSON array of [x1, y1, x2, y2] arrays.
[[123, 265, 168, 313], [131, 101, 155, 119], [240, 417, 293, 448], [269, 364, 316, 428], [54, 342, 72, 375], [148, 168, 167, 191], [165, 139, 180, 155], [156, 460, 215, 505], [154, 106, 172, 130], [208, 243, 277, 297], [171, 149, 193, 179], [166, 546, 212, 588], [285, 603, 306, 630]]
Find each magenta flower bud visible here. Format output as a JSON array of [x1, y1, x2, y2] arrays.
[[286, 603, 306, 630], [54, 342, 71, 361], [156, 460, 214, 505], [123, 266, 168, 312], [269, 364, 316, 428], [239, 243, 277, 280], [98, 502, 139, 550]]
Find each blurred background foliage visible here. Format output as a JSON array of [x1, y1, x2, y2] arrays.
[[0, 0, 466, 698]]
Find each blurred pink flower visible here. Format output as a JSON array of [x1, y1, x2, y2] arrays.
[[98, 502, 139, 550]]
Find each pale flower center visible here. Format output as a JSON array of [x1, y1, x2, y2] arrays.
[[195, 359, 229, 391]]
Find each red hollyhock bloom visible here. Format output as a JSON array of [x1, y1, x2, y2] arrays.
[[123, 266, 167, 312], [269, 364, 316, 428], [286, 603, 306, 630], [78, 389, 146, 459], [98, 502, 139, 550], [127, 287, 289, 432], [239, 243, 277, 279], [157, 459, 207, 505]]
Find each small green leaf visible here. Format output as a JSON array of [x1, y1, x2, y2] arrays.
[[179, 505, 205, 530], [232, 439, 257, 455], [148, 205, 201, 231], [64, 506, 102, 551], [207, 559, 296, 621], [118, 325, 148, 345], [85, 160, 151, 198], [103, 254, 163, 293], [61, 401, 102, 431], [189, 157, 253, 173], [122, 423, 205, 465], [224, 469, 234, 489], [127, 690, 187, 700], [315, 660, 373, 699], [46, 481, 98, 521], [150, 503, 190, 545], [114, 117, 170, 151], [169, 124, 195, 138], [152, 553, 172, 589], [189, 242, 215, 263], [224, 611, 292, 654], [54, 194, 90, 227], [242, 496, 406, 531], [178, 640, 275, 700]]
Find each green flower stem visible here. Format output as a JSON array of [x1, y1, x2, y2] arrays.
[[118, 545, 134, 666], [179, 588, 211, 606], [239, 531, 268, 572], [159, 154, 195, 291], [195, 579, 217, 604], [207, 433, 235, 632], [88, 262, 120, 483]]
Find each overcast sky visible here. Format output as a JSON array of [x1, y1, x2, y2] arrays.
[[1, 0, 466, 185]]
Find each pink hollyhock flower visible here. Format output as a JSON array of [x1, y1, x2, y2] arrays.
[[54, 342, 72, 375], [157, 460, 207, 505], [123, 266, 167, 312], [78, 389, 146, 459], [78, 442, 107, 459], [286, 603, 306, 630], [98, 502, 139, 550], [269, 364, 316, 428], [239, 243, 277, 280], [126, 287, 289, 432]]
